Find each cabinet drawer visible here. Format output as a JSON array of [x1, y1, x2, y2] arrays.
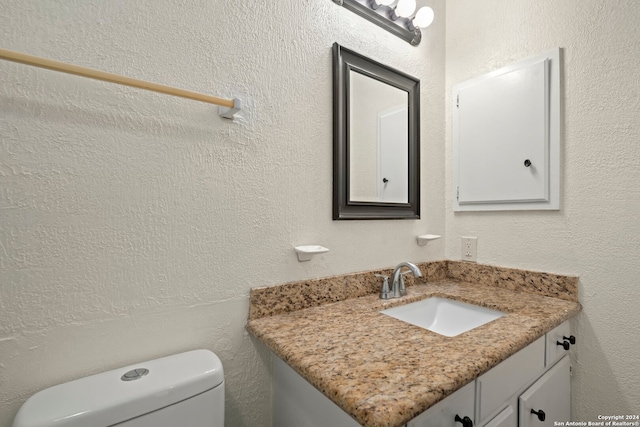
[[476, 336, 545, 424], [545, 320, 572, 366], [408, 381, 475, 427]]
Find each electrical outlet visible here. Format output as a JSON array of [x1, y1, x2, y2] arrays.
[[461, 237, 478, 262]]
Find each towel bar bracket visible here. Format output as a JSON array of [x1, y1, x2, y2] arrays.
[[219, 98, 242, 120]]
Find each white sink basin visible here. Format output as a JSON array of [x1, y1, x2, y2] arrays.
[[380, 297, 505, 337]]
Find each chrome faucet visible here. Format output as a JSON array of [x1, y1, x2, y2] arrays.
[[377, 262, 423, 299]]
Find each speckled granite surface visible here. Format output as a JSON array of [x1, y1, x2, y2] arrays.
[[249, 261, 577, 320], [246, 262, 581, 427], [446, 261, 578, 302]]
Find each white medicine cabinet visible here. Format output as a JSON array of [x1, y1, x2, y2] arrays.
[[452, 48, 561, 211]]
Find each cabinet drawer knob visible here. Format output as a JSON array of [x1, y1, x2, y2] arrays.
[[531, 409, 546, 422], [557, 340, 570, 350], [563, 335, 576, 345], [455, 414, 473, 427]]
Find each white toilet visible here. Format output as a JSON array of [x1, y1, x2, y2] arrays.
[[12, 349, 224, 427]]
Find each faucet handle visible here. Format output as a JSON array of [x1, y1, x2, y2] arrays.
[[375, 274, 391, 300]]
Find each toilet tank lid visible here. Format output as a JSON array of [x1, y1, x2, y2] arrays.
[[13, 349, 224, 427]]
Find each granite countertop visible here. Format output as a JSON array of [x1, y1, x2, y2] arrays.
[[246, 262, 581, 427]]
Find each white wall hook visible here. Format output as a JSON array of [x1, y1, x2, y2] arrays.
[[416, 234, 441, 246], [294, 245, 329, 262]]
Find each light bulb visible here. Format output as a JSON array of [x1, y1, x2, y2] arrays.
[[375, 0, 395, 5], [395, 0, 416, 18], [413, 6, 434, 28]]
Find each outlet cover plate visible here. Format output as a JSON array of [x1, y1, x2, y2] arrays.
[[461, 237, 478, 262]]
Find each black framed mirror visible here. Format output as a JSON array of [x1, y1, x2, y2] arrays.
[[332, 43, 420, 220]]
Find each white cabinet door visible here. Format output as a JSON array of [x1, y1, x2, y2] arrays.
[[452, 48, 560, 211], [408, 381, 475, 427], [456, 58, 549, 205], [482, 404, 517, 427], [273, 356, 360, 427], [476, 337, 545, 424], [519, 356, 570, 427]]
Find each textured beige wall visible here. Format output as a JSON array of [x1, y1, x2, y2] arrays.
[[445, 0, 640, 419], [3, 0, 637, 424], [0, 0, 446, 425]]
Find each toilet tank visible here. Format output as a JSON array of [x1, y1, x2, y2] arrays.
[[13, 349, 224, 427]]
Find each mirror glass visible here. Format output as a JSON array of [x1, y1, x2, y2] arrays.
[[333, 43, 420, 220], [349, 70, 409, 203]]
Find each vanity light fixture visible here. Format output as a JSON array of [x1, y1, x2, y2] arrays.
[[333, 0, 434, 45], [394, 0, 417, 18]]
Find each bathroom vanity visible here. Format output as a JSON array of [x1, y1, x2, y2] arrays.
[[271, 318, 573, 427], [246, 262, 580, 427], [274, 320, 573, 426], [404, 320, 573, 427]]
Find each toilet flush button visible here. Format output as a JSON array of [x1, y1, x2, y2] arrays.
[[121, 368, 149, 381]]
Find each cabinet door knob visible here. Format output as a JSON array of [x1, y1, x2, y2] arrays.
[[557, 340, 570, 351], [455, 414, 473, 427], [531, 409, 546, 422], [524, 159, 532, 167], [382, 177, 389, 183], [563, 335, 576, 345]]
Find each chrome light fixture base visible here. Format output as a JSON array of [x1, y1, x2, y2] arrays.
[[334, 0, 422, 45]]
